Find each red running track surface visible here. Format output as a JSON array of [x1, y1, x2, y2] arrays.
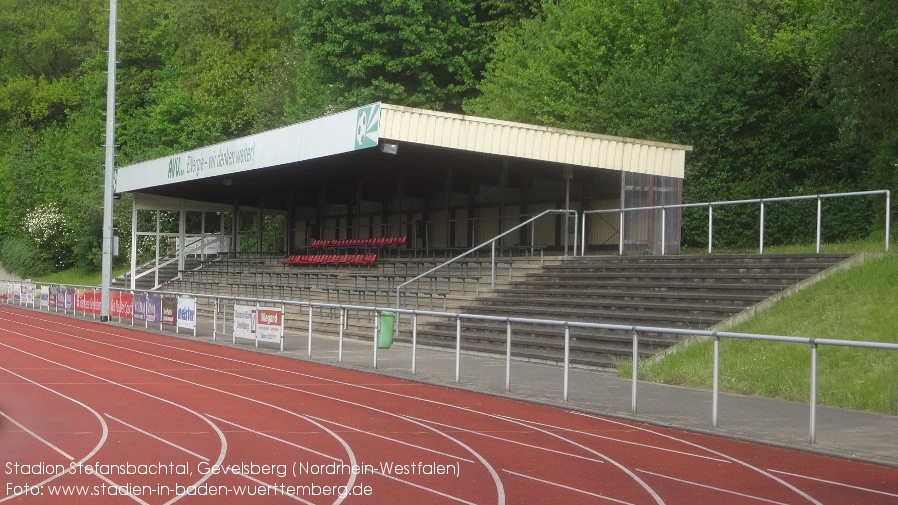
[[1, 305, 896, 504]]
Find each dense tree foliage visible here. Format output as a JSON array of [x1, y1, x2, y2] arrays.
[[0, 0, 894, 276]]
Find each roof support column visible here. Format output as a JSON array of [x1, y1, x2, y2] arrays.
[[178, 200, 186, 275]]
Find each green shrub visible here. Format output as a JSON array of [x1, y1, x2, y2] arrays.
[[0, 237, 53, 278]]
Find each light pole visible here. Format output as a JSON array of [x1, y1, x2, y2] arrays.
[[100, 0, 118, 322]]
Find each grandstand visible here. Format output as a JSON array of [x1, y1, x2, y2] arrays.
[[112, 102, 863, 368]]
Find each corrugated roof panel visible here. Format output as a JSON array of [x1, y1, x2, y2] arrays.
[[380, 103, 691, 179]]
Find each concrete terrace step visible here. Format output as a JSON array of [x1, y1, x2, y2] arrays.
[[415, 253, 851, 368]]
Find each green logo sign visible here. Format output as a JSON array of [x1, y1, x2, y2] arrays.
[[355, 103, 380, 149]]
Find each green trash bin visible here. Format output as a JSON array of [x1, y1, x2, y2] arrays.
[[378, 311, 395, 349]]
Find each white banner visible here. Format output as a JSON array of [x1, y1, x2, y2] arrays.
[[233, 304, 283, 343], [39, 286, 49, 308], [177, 296, 196, 330], [116, 103, 380, 192]]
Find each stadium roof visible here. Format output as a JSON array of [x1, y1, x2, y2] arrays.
[[115, 103, 692, 211]]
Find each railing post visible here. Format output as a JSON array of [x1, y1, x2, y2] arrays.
[[563, 324, 570, 401], [712, 333, 720, 427], [411, 312, 418, 375], [816, 196, 822, 254], [886, 191, 891, 253], [708, 204, 714, 254], [338, 307, 345, 363], [307, 305, 313, 358], [631, 329, 638, 413], [491, 240, 496, 288], [505, 319, 512, 392], [759, 200, 765, 254], [661, 206, 667, 256], [373, 311, 379, 369], [455, 316, 461, 383], [810, 340, 818, 444], [619, 210, 625, 256], [581, 212, 587, 256]]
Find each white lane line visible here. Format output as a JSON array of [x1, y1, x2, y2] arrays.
[[0, 365, 108, 505], [0, 342, 228, 505], [404, 414, 606, 465], [7, 320, 506, 505], [92, 472, 152, 505], [207, 413, 341, 462], [503, 469, 634, 505], [0, 325, 494, 505], [575, 413, 824, 505], [0, 409, 75, 461], [493, 414, 730, 464], [370, 470, 481, 505], [239, 474, 314, 505], [636, 469, 790, 505], [106, 414, 210, 462], [305, 414, 475, 464], [768, 469, 898, 499]]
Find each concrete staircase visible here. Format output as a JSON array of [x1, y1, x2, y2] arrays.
[[409, 254, 852, 368]]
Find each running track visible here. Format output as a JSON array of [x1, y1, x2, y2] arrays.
[[1, 305, 897, 504]]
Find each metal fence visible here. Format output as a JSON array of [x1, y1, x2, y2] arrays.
[[3, 280, 896, 445], [582, 189, 892, 255]]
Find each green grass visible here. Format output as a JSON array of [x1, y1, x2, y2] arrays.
[[33, 266, 130, 287], [620, 252, 898, 414]]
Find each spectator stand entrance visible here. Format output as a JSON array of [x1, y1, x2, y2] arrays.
[[115, 103, 692, 294]]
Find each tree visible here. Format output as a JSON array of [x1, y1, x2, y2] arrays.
[[295, 0, 485, 111]]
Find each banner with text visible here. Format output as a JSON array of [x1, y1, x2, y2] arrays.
[[233, 304, 283, 343]]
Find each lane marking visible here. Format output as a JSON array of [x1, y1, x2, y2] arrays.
[[575, 413, 824, 505], [2, 324, 494, 505], [768, 469, 898, 499], [403, 414, 606, 465], [0, 343, 228, 505], [305, 415, 475, 464], [493, 414, 730, 463], [106, 414, 210, 462], [0, 409, 75, 461], [0, 366, 108, 504], [636, 469, 790, 505], [503, 469, 634, 505], [207, 413, 341, 462], [369, 470, 481, 505]]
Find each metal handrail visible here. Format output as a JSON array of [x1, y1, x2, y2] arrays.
[[395, 209, 578, 308], [8, 278, 898, 445], [582, 189, 891, 255]]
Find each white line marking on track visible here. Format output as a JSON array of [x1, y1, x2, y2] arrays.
[[503, 469, 635, 505], [106, 413, 210, 462], [92, 472, 152, 505], [574, 412, 824, 505], [0, 409, 75, 461], [636, 469, 791, 505], [207, 413, 341, 462], [305, 414, 476, 464], [0, 342, 228, 505], [404, 414, 607, 465], [0, 366, 108, 504], [370, 470, 481, 505], [239, 474, 315, 504], [767, 469, 898, 498], [493, 414, 730, 463], [2, 318, 506, 505]]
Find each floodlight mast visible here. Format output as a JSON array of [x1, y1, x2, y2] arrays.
[[100, 0, 118, 322]]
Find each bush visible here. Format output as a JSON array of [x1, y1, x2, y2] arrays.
[[0, 237, 53, 278]]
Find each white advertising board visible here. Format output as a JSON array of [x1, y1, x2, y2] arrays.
[[115, 103, 381, 192], [233, 304, 283, 344]]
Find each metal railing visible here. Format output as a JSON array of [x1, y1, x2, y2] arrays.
[[582, 189, 891, 255], [395, 209, 578, 308], [3, 280, 897, 445]]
